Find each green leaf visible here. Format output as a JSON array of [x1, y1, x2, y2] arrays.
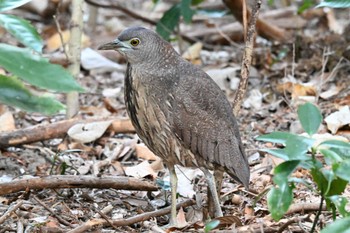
[[320, 149, 343, 165], [328, 178, 348, 196], [267, 182, 294, 220], [191, 0, 205, 5], [319, 140, 350, 151], [181, 0, 195, 23], [297, 0, 314, 14], [284, 136, 314, 160], [334, 159, 350, 182], [297, 102, 323, 136], [262, 148, 289, 160], [0, 75, 65, 115], [312, 167, 348, 196], [328, 196, 350, 217], [273, 160, 300, 186], [0, 43, 84, 92], [321, 168, 335, 195], [0, 0, 32, 12], [317, 0, 350, 8], [0, 14, 43, 52], [256, 131, 296, 144], [156, 4, 181, 40], [311, 168, 328, 195], [321, 217, 350, 233], [204, 219, 220, 233]]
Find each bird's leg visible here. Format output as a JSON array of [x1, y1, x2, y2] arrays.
[[208, 169, 224, 218], [168, 165, 178, 226], [201, 168, 223, 218]]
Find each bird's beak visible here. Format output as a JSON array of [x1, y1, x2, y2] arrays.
[[97, 39, 131, 51]]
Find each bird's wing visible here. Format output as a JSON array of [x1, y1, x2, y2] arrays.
[[172, 70, 249, 187]]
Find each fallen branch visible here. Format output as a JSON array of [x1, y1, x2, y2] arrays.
[[0, 175, 157, 195], [277, 216, 309, 233], [235, 224, 302, 233], [0, 117, 134, 148], [223, 0, 290, 42], [0, 200, 23, 224], [67, 199, 196, 233], [286, 202, 327, 215]]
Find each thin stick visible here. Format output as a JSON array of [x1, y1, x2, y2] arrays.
[[53, 15, 68, 60], [0, 200, 23, 224], [242, 0, 247, 40], [67, 199, 196, 233], [32, 195, 74, 227], [233, 0, 261, 115]]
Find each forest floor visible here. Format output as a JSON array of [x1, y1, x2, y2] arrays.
[[0, 1, 350, 232]]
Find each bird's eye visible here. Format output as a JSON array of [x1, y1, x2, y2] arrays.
[[130, 38, 140, 47]]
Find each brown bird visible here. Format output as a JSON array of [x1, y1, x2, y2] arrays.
[[98, 26, 249, 225]]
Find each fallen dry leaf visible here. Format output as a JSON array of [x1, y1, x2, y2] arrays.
[[276, 82, 317, 99], [68, 120, 113, 143], [176, 207, 188, 228], [324, 106, 350, 134], [46, 30, 90, 52], [0, 111, 15, 132], [182, 42, 203, 65], [215, 215, 242, 227], [81, 47, 124, 72], [320, 84, 340, 99], [135, 144, 158, 161], [124, 161, 157, 178]]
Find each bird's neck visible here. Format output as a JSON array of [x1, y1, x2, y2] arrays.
[[132, 47, 181, 73]]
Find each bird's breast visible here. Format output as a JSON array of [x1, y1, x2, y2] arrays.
[[124, 66, 201, 167]]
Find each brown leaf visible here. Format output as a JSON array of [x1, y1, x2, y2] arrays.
[[0, 111, 15, 132], [135, 144, 158, 161], [276, 82, 316, 99], [215, 215, 243, 227]]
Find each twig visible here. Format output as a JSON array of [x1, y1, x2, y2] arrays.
[[32, 195, 74, 227], [93, 206, 118, 230], [277, 216, 309, 233], [0, 175, 158, 195], [242, 0, 247, 40], [214, 24, 241, 48], [0, 200, 23, 224], [53, 15, 69, 60], [232, 0, 261, 115], [84, 0, 215, 50], [285, 202, 327, 215], [310, 196, 324, 233], [0, 117, 134, 148], [67, 199, 196, 233], [223, 0, 289, 42]]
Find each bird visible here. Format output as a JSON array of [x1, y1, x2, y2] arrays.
[[98, 26, 250, 226]]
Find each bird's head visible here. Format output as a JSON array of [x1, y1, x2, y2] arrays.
[[98, 26, 171, 65]]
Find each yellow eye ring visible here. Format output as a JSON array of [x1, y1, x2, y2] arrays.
[[130, 38, 140, 46]]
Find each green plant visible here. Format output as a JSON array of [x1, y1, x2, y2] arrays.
[[0, 0, 83, 115], [316, 0, 350, 8], [257, 102, 350, 233], [155, 0, 204, 40]]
